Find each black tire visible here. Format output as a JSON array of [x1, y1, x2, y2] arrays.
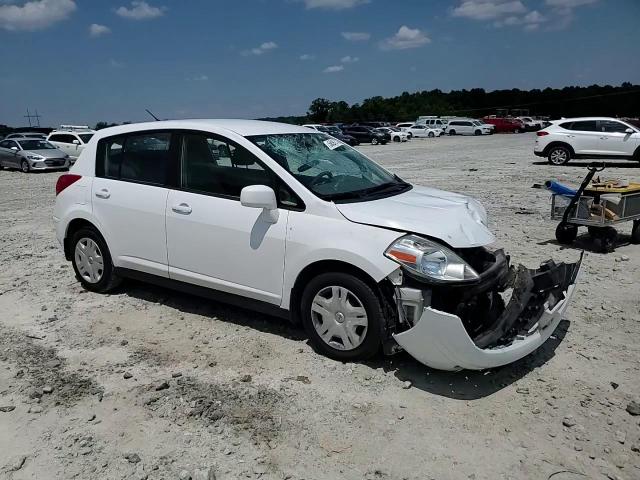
[[428, 131, 435, 138], [556, 222, 578, 244], [449, 130, 456, 136], [407, 133, 412, 139], [631, 221, 640, 245], [70, 226, 122, 293], [300, 272, 384, 362], [591, 227, 617, 253], [21, 160, 30, 173], [393, 136, 400, 142], [474, 130, 481, 136], [371, 137, 379, 145], [548, 145, 571, 165], [514, 128, 521, 134]]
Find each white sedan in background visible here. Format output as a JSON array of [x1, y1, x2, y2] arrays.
[[405, 124, 443, 138], [376, 127, 409, 142]]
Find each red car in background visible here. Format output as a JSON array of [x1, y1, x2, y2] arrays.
[[482, 117, 526, 133]]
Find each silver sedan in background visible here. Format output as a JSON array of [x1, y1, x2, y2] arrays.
[[0, 138, 70, 172]]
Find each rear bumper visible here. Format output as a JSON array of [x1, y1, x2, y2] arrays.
[[392, 254, 582, 371]]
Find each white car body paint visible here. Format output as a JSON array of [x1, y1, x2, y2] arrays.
[[55, 119, 580, 371]]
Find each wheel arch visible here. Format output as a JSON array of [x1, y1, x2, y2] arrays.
[[64, 218, 103, 260], [289, 260, 383, 324], [544, 141, 575, 157]]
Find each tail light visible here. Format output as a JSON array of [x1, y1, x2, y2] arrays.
[[536, 131, 549, 137], [55, 174, 82, 196]]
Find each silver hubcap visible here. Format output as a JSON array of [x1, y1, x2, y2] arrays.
[[74, 238, 104, 284], [550, 149, 567, 164], [311, 286, 368, 351]]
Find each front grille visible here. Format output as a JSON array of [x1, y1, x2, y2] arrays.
[[44, 159, 65, 166]]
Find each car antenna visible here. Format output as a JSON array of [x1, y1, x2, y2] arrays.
[[145, 109, 161, 121]]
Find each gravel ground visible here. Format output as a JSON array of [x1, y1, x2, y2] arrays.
[[1, 133, 639, 480]]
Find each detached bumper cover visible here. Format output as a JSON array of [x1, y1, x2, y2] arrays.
[[392, 255, 582, 371]]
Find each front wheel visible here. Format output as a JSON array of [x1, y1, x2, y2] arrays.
[[428, 131, 435, 138], [393, 136, 400, 142], [548, 145, 571, 165], [449, 130, 456, 136], [474, 130, 481, 136], [21, 160, 30, 173], [70, 227, 122, 293], [301, 272, 384, 362], [371, 137, 379, 145]]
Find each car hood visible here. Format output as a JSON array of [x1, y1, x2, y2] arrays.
[[335, 185, 495, 248], [23, 149, 66, 158]]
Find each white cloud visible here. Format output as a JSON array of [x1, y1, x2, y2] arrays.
[[0, 0, 76, 31], [301, 0, 369, 10], [380, 26, 430, 51], [452, 0, 526, 20], [299, 53, 315, 60], [340, 55, 359, 63], [341, 31, 370, 41], [187, 74, 208, 81], [242, 41, 278, 56], [109, 59, 124, 68], [115, 1, 165, 20], [89, 23, 111, 37], [323, 65, 344, 73]]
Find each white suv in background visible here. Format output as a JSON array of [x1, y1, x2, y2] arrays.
[[47, 126, 96, 162], [447, 119, 492, 136], [534, 117, 640, 165], [53, 119, 581, 371]]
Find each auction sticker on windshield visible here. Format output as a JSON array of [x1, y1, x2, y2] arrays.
[[323, 138, 344, 150]]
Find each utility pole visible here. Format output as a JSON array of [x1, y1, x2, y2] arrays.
[[24, 109, 41, 127]]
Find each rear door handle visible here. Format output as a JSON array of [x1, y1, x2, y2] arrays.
[[95, 189, 110, 199], [172, 203, 192, 215]]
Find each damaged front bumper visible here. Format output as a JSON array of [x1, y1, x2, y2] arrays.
[[391, 251, 582, 371]]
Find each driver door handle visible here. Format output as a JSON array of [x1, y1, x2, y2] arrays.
[[172, 203, 192, 215], [95, 188, 110, 199]]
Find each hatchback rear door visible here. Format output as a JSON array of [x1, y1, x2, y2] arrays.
[[92, 131, 175, 277]]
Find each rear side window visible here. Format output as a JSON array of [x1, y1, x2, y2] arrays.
[[49, 134, 77, 144], [120, 133, 171, 185], [566, 121, 598, 132], [96, 131, 174, 186]]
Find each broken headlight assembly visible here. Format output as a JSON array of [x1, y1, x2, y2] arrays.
[[384, 235, 479, 283]]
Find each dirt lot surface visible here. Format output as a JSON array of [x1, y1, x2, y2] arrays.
[[1, 133, 639, 480]]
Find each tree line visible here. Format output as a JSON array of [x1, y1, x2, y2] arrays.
[[262, 82, 640, 125]]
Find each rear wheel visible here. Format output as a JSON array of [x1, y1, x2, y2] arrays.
[[548, 145, 571, 165], [556, 222, 578, 244], [301, 272, 384, 362], [21, 160, 30, 173], [70, 227, 122, 293], [631, 221, 640, 244], [449, 129, 456, 136]]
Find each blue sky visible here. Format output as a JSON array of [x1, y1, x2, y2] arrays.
[[0, 0, 638, 127]]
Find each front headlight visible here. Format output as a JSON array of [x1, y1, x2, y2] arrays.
[[385, 235, 479, 282], [27, 154, 45, 161]]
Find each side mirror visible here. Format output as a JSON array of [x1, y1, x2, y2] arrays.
[[625, 128, 634, 134], [72, 139, 80, 145], [241, 185, 278, 222], [10, 146, 18, 151]]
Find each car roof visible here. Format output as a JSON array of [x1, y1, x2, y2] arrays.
[[49, 130, 95, 134], [553, 117, 627, 122], [94, 119, 310, 139]]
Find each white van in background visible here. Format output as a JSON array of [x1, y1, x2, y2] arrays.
[[47, 126, 96, 162]]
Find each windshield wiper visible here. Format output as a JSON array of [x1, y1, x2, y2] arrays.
[[323, 180, 410, 202]]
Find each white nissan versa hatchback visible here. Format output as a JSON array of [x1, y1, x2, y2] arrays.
[[54, 120, 582, 371]]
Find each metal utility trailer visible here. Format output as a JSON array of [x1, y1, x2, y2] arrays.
[[552, 163, 640, 252]]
